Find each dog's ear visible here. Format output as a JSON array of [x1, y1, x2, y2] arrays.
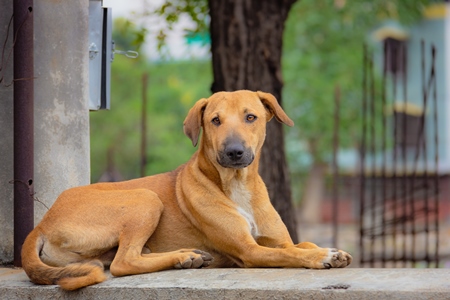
[[257, 91, 294, 127], [183, 98, 208, 147]]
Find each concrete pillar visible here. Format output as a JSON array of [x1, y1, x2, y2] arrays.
[[33, 0, 90, 222], [0, 0, 90, 263]]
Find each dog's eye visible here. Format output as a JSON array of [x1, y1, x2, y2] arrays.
[[246, 114, 257, 123], [212, 117, 221, 126]]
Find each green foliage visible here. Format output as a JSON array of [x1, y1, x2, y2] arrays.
[[90, 54, 212, 182], [92, 0, 431, 187], [282, 0, 430, 172], [112, 18, 148, 52], [153, 0, 209, 51], [155, 0, 208, 31]]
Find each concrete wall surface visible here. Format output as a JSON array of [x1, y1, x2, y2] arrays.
[[0, 0, 90, 263], [1, 268, 449, 299], [0, 0, 14, 264]]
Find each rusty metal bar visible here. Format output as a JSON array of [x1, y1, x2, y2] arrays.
[[369, 49, 376, 268], [409, 39, 429, 267], [141, 73, 148, 177], [359, 44, 368, 267], [392, 40, 398, 266], [417, 40, 428, 266], [422, 41, 430, 267], [332, 85, 340, 248], [431, 45, 439, 268], [380, 40, 388, 268], [13, 0, 34, 267], [400, 42, 408, 267], [421, 42, 438, 267]]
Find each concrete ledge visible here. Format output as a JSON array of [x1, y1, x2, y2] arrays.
[[1, 267, 449, 299]]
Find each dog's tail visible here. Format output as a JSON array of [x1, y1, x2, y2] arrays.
[[21, 229, 107, 290]]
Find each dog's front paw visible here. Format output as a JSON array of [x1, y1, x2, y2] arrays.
[[174, 250, 213, 269], [322, 248, 352, 268]]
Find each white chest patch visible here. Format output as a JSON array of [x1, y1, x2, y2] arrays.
[[227, 179, 259, 238]]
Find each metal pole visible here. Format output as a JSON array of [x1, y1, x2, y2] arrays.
[[431, 45, 440, 268], [332, 85, 340, 248], [391, 42, 400, 267], [359, 44, 368, 267], [400, 41, 408, 267], [380, 40, 388, 267], [369, 49, 376, 268], [141, 73, 148, 177], [13, 0, 34, 267]]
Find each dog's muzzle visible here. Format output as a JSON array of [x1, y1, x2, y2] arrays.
[[217, 139, 254, 169]]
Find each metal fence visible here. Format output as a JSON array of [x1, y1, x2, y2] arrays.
[[358, 41, 440, 267]]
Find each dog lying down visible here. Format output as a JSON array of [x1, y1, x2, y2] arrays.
[[22, 90, 352, 290]]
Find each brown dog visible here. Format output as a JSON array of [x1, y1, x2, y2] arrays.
[[21, 90, 352, 290]]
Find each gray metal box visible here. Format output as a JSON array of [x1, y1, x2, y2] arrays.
[[89, 0, 112, 110]]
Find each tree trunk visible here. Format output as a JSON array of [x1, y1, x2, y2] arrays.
[[209, 0, 299, 242]]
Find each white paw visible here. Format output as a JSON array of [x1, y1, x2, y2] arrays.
[[322, 248, 352, 268]]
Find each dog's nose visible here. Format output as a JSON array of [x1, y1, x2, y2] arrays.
[[226, 144, 245, 161], [219, 138, 254, 168]]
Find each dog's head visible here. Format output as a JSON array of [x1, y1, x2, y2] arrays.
[[183, 90, 293, 169]]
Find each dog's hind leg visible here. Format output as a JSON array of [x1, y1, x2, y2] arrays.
[[109, 189, 212, 277]]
